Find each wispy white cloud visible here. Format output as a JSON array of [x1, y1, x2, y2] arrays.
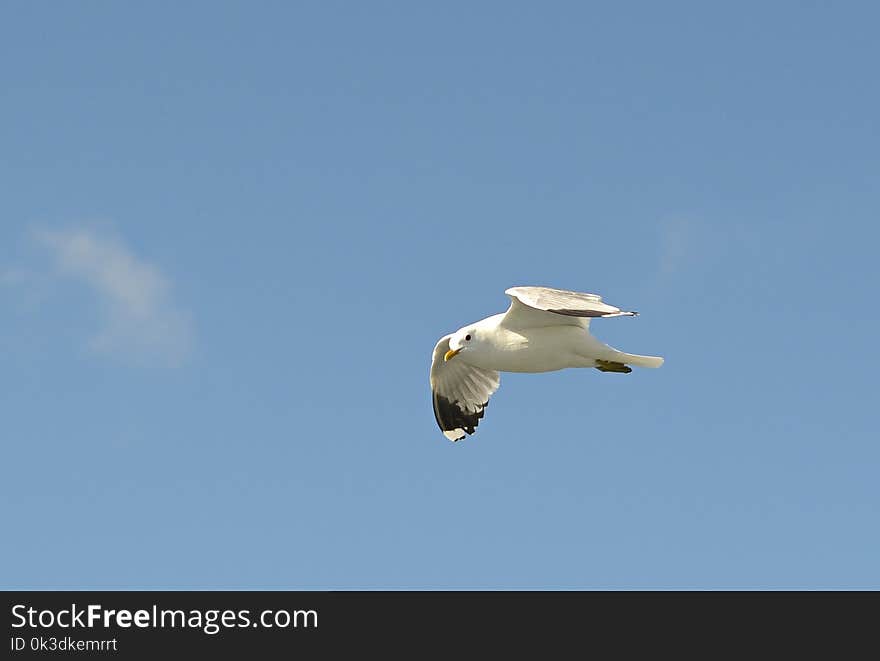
[[658, 218, 699, 276], [34, 227, 194, 366]]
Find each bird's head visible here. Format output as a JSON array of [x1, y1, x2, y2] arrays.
[[444, 327, 479, 361]]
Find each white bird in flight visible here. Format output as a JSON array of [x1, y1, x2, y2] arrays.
[[430, 286, 664, 441]]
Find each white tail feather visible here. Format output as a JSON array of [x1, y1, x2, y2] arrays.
[[618, 352, 664, 368]]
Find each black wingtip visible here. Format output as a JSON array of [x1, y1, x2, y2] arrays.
[[433, 392, 489, 441]]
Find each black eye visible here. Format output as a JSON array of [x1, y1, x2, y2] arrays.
[[465, 334, 471, 341]]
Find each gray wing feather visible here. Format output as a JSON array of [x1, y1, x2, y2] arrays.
[[502, 285, 636, 329]]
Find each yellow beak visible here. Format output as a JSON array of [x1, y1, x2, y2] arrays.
[[444, 348, 461, 362]]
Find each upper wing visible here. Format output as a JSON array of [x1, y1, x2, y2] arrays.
[[502, 285, 637, 330], [430, 334, 501, 442]]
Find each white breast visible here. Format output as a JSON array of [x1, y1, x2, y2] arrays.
[[463, 325, 588, 373]]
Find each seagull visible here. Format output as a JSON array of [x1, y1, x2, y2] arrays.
[[430, 286, 664, 441]]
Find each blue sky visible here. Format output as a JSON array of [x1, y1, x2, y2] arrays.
[[2, 2, 878, 588]]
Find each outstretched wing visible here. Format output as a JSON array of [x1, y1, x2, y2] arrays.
[[430, 334, 501, 441], [502, 285, 637, 330]]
